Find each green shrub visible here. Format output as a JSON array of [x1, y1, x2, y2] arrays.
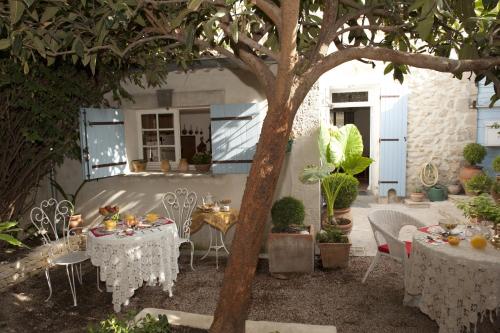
[[491, 182, 500, 194], [191, 152, 211, 165], [271, 196, 305, 231], [456, 194, 500, 225], [88, 313, 171, 333], [316, 226, 348, 243], [493, 156, 500, 173], [323, 173, 359, 209], [463, 143, 487, 166], [465, 173, 493, 195]]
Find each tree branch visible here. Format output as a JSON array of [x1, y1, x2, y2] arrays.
[[238, 49, 276, 103], [219, 22, 279, 60], [252, 0, 282, 29]]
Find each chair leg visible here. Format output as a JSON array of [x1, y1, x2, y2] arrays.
[[44, 268, 53, 302], [66, 264, 78, 306], [362, 252, 380, 283], [75, 263, 83, 285], [96, 267, 102, 292], [189, 241, 195, 271]]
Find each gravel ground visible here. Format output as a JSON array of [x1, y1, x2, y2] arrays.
[[0, 255, 496, 333]]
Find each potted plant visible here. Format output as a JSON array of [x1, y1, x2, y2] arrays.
[[316, 226, 351, 269], [191, 152, 212, 172], [267, 196, 314, 274], [493, 156, 500, 182], [409, 187, 425, 202], [459, 143, 487, 185], [491, 182, 500, 203], [464, 173, 493, 196], [301, 124, 373, 234]]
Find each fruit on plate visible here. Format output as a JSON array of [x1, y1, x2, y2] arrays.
[[470, 234, 488, 250], [146, 213, 159, 223], [99, 205, 119, 216], [447, 236, 460, 246], [124, 214, 138, 227], [104, 219, 117, 231]]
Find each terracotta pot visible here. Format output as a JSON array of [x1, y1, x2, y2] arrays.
[[409, 192, 425, 202], [131, 160, 146, 172], [267, 225, 314, 274], [458, 166, 483, 186], [318, 241, 352, 269], [69, 214, 83, 231], [447, 184, 462, 195], [161, 160, 171, 173], [177, 158, 189, 172], [194, 164, 211, 172], [334, 207, 352, 222]]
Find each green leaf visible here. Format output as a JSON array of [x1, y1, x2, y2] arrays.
[[10, 0, 26, 25], [33, 37, 46, 57], [230, 20, 239, 43], [0, 233, 24, 247], [0, 221, 18, 231], [483, 0, 499, 10], [341, 156, 373, 175], [384, 63, 394, 75], [72, 38, 84, 58], [0, 39, 11, 50], [23, 0, 35, 7], [41, 6, 58, 22], [329, 124, 364, 166], [23, 61, 29, 74], [89, 54, 97, 75], [317, 124, 332, 165]]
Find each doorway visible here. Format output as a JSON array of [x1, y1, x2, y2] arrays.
[[330, 106, 371, 191]]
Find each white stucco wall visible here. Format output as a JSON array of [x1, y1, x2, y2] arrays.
[[43, 66, 321, 251]]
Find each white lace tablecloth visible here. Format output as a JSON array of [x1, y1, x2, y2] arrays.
[[405, 230, 500, 333], [87, 223, 179, 312]]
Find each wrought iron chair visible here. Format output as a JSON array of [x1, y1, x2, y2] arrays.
[[362, 209, 425, 283], [30, 198, 89, 306], [162, 188, 197, 271]]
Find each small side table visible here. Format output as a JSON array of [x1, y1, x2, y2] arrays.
[[191, 209, 238, 269]]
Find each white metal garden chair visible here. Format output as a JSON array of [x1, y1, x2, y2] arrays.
[[362, 209, 425, 283], [30, 198, 90, 306], [162, 188, 197, 271]]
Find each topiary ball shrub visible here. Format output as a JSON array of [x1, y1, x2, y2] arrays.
[[493, 156, 500, 173], [324, 173, 359, 209], [465, 173, 493, 195], [271, 196, 305, 232], [463, 143, 487, 166]]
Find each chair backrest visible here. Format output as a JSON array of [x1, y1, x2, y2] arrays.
[[30, 198, 74, 248], [161, 188, 197, 239], [368, 210, 425, 262]]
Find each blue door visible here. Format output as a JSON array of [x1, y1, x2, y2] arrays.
[[379, 88, 408, 197], [79, 108, 128, 180], [210, 103, 266, 174]]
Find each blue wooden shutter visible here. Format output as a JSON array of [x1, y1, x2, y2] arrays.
[[210, 103, 266, 174], [378, 88, 408, 197], [79, 108, 128, 180], [477, 79, 500, 176]]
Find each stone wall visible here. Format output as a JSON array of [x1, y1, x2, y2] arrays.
[[0, 235, 86, 290], [406, 70, 477, 193]]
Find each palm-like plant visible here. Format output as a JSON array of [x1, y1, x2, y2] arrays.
[[0, 221, 24, 247]]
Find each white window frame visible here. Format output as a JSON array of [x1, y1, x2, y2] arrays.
[[136, 108, 181, 170]]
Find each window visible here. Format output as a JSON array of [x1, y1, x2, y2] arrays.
[[137, 109, 181, 170], [332, 91, 368, 103]]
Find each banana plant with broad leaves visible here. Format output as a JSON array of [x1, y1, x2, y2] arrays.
[[301, 124, 374, 184], [0, 221, 25, 247]]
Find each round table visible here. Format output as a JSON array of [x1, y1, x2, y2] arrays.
[[87, 219, 179, 312], [190, 209, 238, 269], [404, 228, 500, 333]]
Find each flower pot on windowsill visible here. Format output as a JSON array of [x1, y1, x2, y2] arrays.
[[132, 160, 147, 172], [194, 164, 211, 172]]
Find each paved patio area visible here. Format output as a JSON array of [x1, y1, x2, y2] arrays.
[[350, 195, 466, 256]]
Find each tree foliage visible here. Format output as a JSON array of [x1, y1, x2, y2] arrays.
[[0, 60, 123, 222]]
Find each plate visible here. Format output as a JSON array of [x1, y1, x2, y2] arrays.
[[95, 227, 117, 234]]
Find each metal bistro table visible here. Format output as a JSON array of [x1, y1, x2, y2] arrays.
[[190, 208, 238, 269]]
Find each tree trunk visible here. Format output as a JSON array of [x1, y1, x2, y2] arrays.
[[209, 101, 295, 333]]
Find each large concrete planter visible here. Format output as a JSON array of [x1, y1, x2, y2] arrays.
[[318, 241, 352, 269], [268, 226, 314, 274]]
